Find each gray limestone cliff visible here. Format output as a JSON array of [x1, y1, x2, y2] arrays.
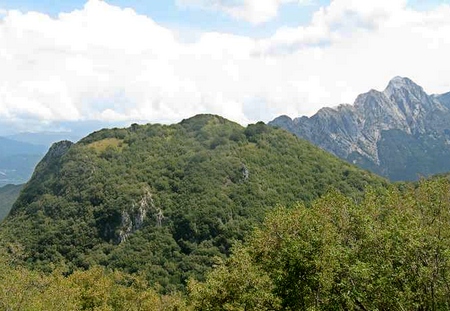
[[118, 190, 153, 243], [270, 77, 450, 181]]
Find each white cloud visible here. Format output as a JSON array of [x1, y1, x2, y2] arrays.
[[176, 0, 314, 24], [1, 0, 450, 132], [256, 0, 408, 54]]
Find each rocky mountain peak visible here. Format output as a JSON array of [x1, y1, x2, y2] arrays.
[[271, 115, 293, 124], [45, 140, 73, 159], [269, 77, 450, 181], [384, 76, 445, 134], [385, 76, 419, 91], [354, 87, 407, 130], [384, 76, 430, 108], [384, 76, 425, 96], [354, 89, 387, 108]]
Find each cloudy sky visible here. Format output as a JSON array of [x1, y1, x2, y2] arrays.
[[1, 0, 450, 134]]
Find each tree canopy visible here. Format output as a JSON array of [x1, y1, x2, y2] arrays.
[[0, 115, 386, 290], [192, 178, 450, 310]]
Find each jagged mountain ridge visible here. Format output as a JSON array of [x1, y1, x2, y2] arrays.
[[270, 77, 450, 181], [0, 114, 386, 290]]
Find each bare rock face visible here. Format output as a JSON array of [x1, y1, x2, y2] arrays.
[[29, 140, 74, 179], [46, 140, 74, 158], [270, 77, 450, 181], [36, 140, 74, 167], [118, 190, 154, 243], [435, 92, 450, 108]]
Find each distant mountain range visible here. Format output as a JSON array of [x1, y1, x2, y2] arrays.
[[0, 121, 127, 187], [7, 132, 81, 147], [0, 120, 130, 144], [270, 77, 450, 181], [0, 137, 47, 187]]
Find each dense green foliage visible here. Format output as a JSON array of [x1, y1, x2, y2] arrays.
[[0, 115, 385, 290], [192, 178, 450, 310], [0, 252, 188, 311], [3, 178, 450, 310], [0, 183, 23, 221]]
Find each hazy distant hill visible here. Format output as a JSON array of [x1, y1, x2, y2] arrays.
[[7, 132, 81, 148], [270, 77, 450, 181], [0, 114, 386, 289], [5, 120, 131, 147], [0, 137, 47, 156], [0, 184, 23, 221], [0, 137, 47, 187], [0, 122, 128, 186]]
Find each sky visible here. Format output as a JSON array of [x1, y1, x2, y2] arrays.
[[1, 0, 450, 134]]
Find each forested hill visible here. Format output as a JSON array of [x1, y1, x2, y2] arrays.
[[0, 114, 386, 290]]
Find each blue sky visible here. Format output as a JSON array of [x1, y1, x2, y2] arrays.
[[1, 0, 450, 134], [0, 1, 446, 26], [0, 0, 330, 37], [4, 0, 445, 37]]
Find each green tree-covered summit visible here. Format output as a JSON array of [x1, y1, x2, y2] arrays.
[[0, 114, 386, 290]]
